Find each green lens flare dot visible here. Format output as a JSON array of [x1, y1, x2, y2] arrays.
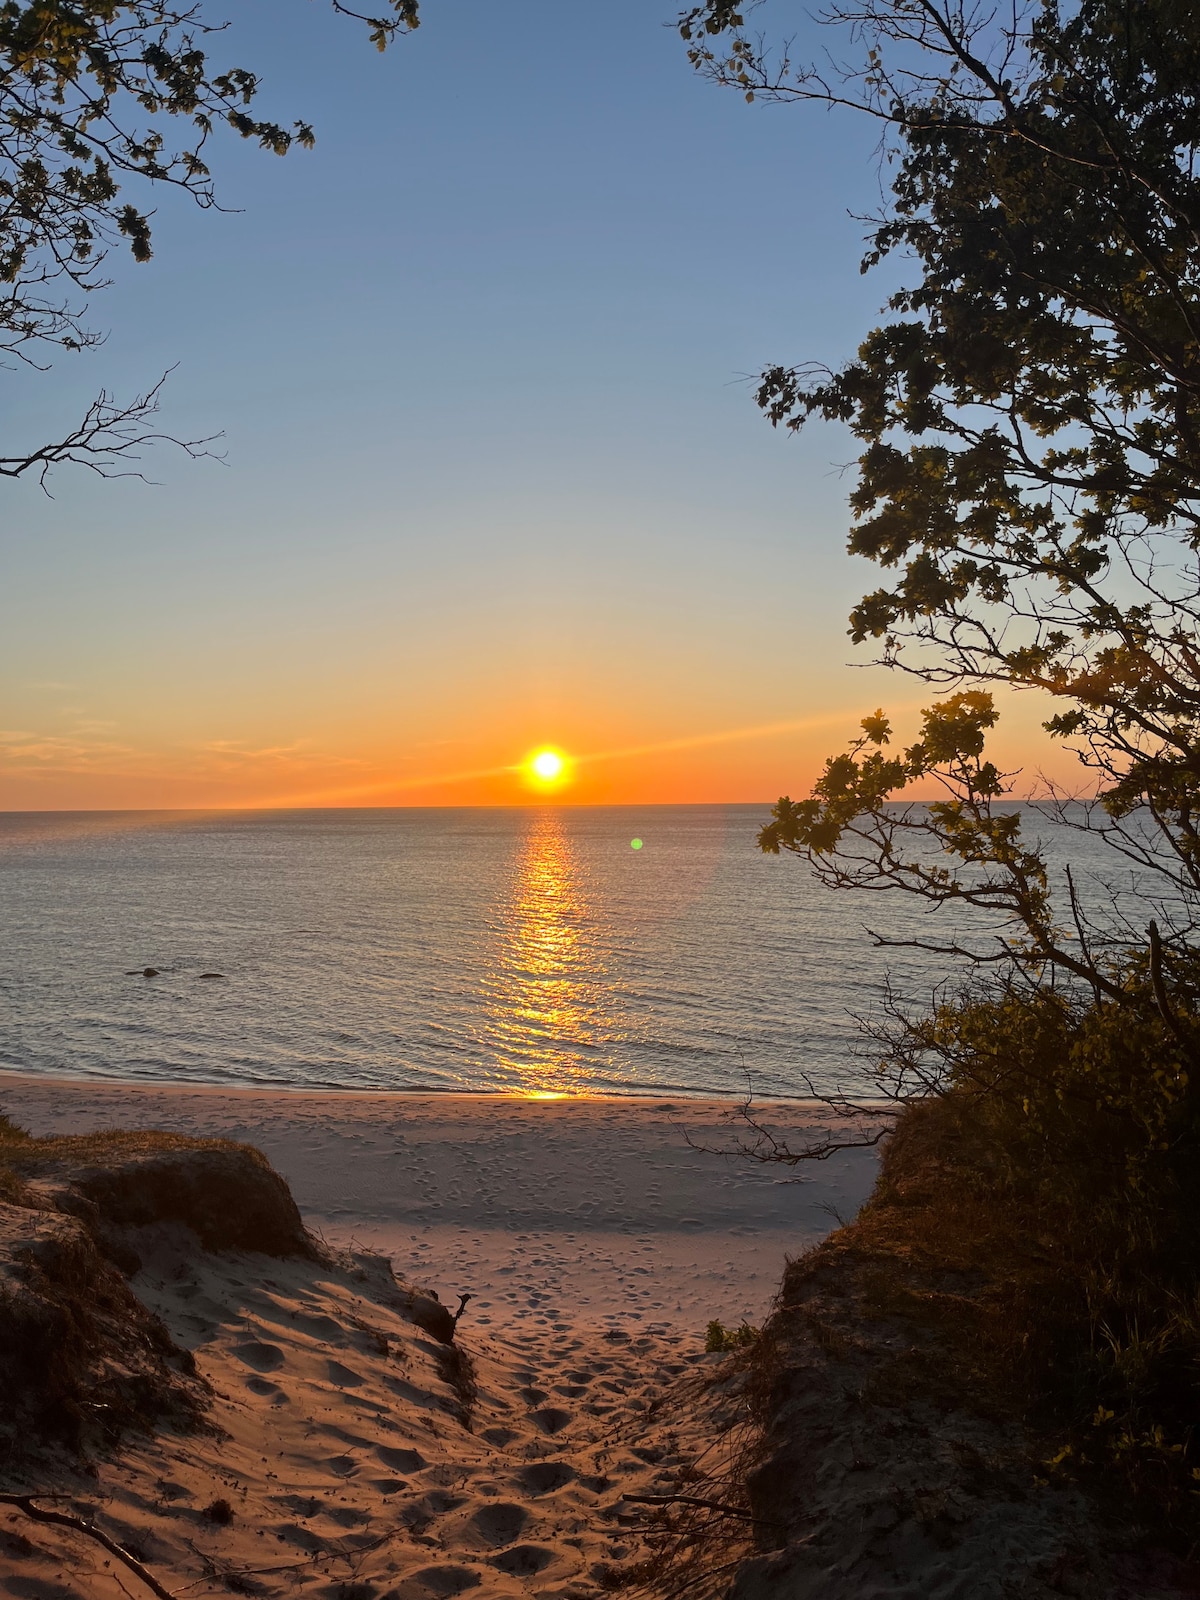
[[630, 838, 643, 850]]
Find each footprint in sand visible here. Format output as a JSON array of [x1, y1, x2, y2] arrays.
[[518, 1460, 575, 1494], [275, 1520, 326, 1553], [465, 1502, 528, 1548], [327, 1504, 369, 1527], [232, 1340, 285, 1372], [389, 1565, 481, 1597], [531, 1406, 572, 1435], [377, 1444, 426, 1472], [490, 1544, 557, 1576], [480, 1426, 519, 1447], [327, 1358, 365, 1387], [244, 1376, 279, 1396], [385, 1375, 440, 1407], [290, 1309, 345, 1341], [633, 1444, 665, 1464], [278, 1494, 324, 1517]]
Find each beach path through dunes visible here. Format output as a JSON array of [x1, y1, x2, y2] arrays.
[[0, 1077, 880, 1598]]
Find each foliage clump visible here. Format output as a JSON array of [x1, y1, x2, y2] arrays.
[[866, 973, 1200, 1537], [705, 1318, 759, 1353]]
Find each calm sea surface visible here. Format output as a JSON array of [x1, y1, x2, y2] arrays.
[[0, 804, 1127, 1099]]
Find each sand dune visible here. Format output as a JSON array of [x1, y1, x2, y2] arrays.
[[1, 1225, 748, 1597]]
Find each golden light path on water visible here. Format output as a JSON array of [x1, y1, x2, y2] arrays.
[[481, 810, 608, 1097]]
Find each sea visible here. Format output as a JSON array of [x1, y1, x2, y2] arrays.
[[0, 803, 1149, 1100]]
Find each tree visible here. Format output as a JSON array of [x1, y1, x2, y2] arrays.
[[681, 0, 1200, 1528], [679, 0, 1200, 1027], [0, 0, 418, 484]]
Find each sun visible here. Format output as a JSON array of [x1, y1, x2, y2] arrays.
[[532, 750, 564, 781], [526, 747, 570, 787]]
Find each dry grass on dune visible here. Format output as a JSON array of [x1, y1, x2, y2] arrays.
[[0, 1112, 318, 1261], [836, 1088, 1200, 1526], [0, 1114, 249, 1160]]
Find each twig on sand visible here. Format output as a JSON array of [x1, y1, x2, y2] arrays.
[[0, 1494, 176, 1600], [178, 1543, 322, 1592], [619, 1492, 778, 1525]]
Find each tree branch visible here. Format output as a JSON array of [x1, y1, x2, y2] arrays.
[[0, 1494, 175, 1600], [0, 372, 221, 490]]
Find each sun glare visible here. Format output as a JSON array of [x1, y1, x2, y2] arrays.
[[527, 747, 569, 787]]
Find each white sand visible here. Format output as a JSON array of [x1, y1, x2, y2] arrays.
[[0, 1075, 881, 1599]]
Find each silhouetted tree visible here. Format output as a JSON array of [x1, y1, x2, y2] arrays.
[[685, 7, 1200, 1520], [0, 0, 417, 484], [681, 0, 1200, 1031]]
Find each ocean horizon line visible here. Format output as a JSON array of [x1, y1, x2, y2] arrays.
[[0, 795, 1051, 817]]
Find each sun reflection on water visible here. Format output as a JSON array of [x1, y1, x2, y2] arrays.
[[482, 809, 610, 1096]]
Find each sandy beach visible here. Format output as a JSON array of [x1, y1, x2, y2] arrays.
[[0, 1075, 879, 1337], [0, 1074, 879, 1598]]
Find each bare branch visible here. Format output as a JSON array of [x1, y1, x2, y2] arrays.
[[0, 372, 221, 490]]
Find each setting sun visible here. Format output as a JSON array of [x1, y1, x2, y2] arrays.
[[527, 747, 569, 787], [532, 750, 563, 780]]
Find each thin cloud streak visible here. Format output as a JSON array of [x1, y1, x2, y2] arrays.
[[571, 708, 921, 769]]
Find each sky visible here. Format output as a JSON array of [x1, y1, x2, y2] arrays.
[[0, 0, 1071, 809]]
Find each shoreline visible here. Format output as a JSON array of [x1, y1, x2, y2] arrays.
[[0, 1067, 863, 1108]]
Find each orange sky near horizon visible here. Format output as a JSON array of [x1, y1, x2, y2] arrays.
[[0, 688, 1084, 812]]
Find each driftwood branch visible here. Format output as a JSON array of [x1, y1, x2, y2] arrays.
[[0, 1494, 175, 1600]]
